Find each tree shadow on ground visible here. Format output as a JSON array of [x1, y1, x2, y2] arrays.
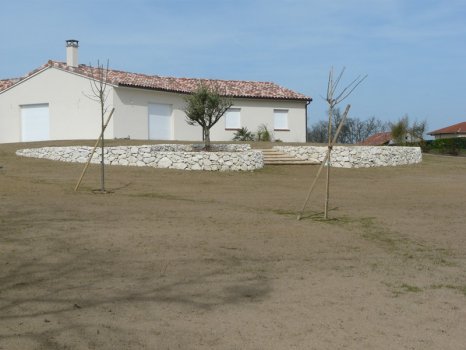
[[0, 234, 272, 349]]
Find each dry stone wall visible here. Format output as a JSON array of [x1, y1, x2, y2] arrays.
[[273, 145, 422, 168], [16, 144, 263, 171]]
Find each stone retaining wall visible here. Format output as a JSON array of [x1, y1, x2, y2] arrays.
[[16, 144, 263, 171], [273, 145, 422, 168]]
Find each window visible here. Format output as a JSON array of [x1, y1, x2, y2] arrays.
[[225, 108, 241, 129], [274, 109, 288, 130]]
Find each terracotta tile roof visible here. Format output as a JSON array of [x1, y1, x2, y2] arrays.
[[427, 122, 466, 135], [1, 60, 311, 101], [359, 131, 392, 146], [0, 78, 20, 92]]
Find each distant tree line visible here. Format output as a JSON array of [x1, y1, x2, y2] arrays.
[[389, 115, 427, 144], [307, 110, 428, 145], [307, 108, 390, 144]]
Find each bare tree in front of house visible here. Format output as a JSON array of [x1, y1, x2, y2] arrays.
[[409, 119, 427, 142], [299, 68, 367, 221], [323, 68, 367, 219], [390, 115, 427, 144], [85, 59, 111, 192], [390, 115, 409, 144], [184, 84, 232, 150]]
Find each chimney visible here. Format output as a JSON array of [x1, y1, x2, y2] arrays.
[[66, 40, 79, 67]]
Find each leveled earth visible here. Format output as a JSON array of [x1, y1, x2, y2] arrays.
[[1, 140, 465, 350]]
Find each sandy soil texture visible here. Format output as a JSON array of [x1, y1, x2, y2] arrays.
[[1, 140, 466, 350]]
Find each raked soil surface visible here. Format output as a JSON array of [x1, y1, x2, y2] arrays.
[[1, 140, 466, 350]]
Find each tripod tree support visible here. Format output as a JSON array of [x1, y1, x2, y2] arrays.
[[74, 107, 115, 192], [297, 104, 351, 220]]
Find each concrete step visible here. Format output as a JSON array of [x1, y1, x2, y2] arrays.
[[266, 160, 318, 165], [258, 149, 320, 165]]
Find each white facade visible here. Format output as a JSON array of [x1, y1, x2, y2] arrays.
[[0, 68, 110, 143], [431, 133, 466, 140], [0, 66, 308, 144], [112, 86, 307, 142]]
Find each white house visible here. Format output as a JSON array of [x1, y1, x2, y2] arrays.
[[0, 40, 311, 144]]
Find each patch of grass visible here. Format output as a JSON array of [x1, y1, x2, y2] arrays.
[[288, 212, 458, 270], [388, 282, 423, 297], [330, 216, 456, 267], [431, 256, 456, 267], [128, 192, 214, 203], [356, 217, 400, 250], [277, 208, 346, 222], [430, 284, 466, 296], [130, 192, 184, 200], [272, 209, 294, 216], [400, 283, 422, 293]]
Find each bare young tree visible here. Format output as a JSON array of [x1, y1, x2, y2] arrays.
[[390, 115, 409, 144], [409, 119, 427, 142], [323, 68, 367, 219], [298, 104, 351, 221], [86, 60, 111, 192], [390, 115, 427, 144]]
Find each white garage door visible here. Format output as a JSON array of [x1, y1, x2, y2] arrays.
[[21, 104, 50, 142], [149, 103, 172, 140]]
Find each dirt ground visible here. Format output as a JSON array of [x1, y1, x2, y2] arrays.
[[1, 140, 465, 350]]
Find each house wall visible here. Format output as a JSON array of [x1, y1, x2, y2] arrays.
[[433, 133, 466, 139], [0, 67, 114, 143], [0, 68, 307, 143], [112, 87, 198, 140], [113, 87, 307, 142]]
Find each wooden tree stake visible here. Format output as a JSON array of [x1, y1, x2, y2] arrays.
[[297, 105, 351, 220], [74, 108, 115, 192]]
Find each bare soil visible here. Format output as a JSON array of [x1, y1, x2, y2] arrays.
[[1, 140, 466, 350]]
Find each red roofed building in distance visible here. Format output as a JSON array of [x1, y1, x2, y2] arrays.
[[359, 132, 393, 146], [427, 122, 466, 140]]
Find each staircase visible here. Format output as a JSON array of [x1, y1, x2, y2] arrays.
[[259, 149, 319, 165]]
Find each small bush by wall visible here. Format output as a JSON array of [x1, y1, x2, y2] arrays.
[[424, 138, 466, 155]]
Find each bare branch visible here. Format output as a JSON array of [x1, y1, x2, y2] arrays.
[[322, 67, 366, 219], [84, 59, 111, 192], [331, 67, 346, 97], [326, 67, 333, 101], [334, 74, 367, 104]]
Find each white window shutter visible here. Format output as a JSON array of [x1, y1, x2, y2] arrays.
[[225, 108, 241, 129], [274, 109, 288, 130]]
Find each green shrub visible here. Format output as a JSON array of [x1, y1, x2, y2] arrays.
[[420, 140, 432, 153], [256, 124, 271, 141], [429, 138, 466, 155], [403, 140, 430, 153], [232, 127, 255, 141]]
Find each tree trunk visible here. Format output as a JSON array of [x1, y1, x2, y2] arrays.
[[324, 106, 332, 219], [100, 99, 105, 192], [204, 127, 211, 151]]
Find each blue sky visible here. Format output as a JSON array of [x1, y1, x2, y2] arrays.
[[1, 0, 466, 133]]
